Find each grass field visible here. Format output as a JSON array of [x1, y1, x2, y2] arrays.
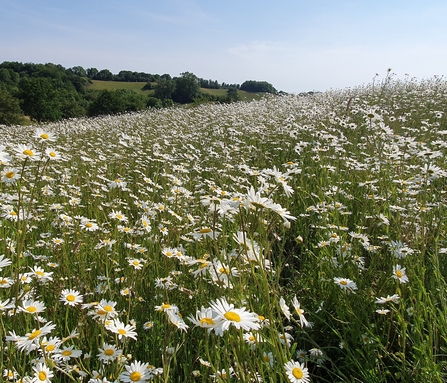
[[89, 80, 266, 101], [1, 76, 447, 382], [88, 80, 154, 95]]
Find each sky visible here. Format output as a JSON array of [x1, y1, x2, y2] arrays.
[[1, 0, 447, 93]]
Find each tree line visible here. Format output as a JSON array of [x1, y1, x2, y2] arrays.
[[0, 61, 277, 125]]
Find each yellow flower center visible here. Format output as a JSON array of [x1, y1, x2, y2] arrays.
[[292, 367, 303, 379], [161, 303, 171, 310], [103, 305, 114, 312], [66, 294, 76, 302], [36, 271, 45, 277], [29, 329, 41, 340], [5, 171, 14, 178], [62, 350, 72, 356], [199, 228, 212, 233], [85, 222, 93, 228], [200, 317, 215, 325], [263, 355, 270, 362], [23, 149, 34, 156], [104, 348, 114, 356], [130, 372, 142, 381], [49, 151, 56, 157], [219, 267, 230, 274], [396, 270, 403, 278], [224, 311, 241, 322], [118, 329, 127, 335], [26, 306, 37, 313], [38, 371, 47, 381], [40, 133, 49, 139], [340, 280, 348, 285], [46, 344, 55, 352]]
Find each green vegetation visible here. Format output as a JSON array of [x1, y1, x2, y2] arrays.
[[88, 80, 154, 95], [1, 75, 447, 382], [0, 61, 276, 125]]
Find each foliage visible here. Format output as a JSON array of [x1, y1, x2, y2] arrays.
[[240, 80, 277, 93], [0, 86, 23, 125], [171, 72, 201, 104]]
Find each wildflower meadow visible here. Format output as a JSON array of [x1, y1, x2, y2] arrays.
[[1, 75, 447, 382]]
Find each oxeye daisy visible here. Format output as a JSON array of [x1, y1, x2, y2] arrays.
[[209, 297, 260, 333], [105, 318, 138, 340], [57, 345, 82, 361], [32, 362, 54, 383], [34, 128, 57, 142], [284, 360, 310, 383], [60, 289, 83, 306], [0, 254, 12, 270], [20, 299, 46, 314], [119, 360, 152, 382], [188, 306, 222, 332], [44, 148, 61, 160], [14, 144, 41, 161], [1, 168, 21, 184], [392, 264, 409, 284], [97, 342, 122, 363], [333, 277, 357, 293]]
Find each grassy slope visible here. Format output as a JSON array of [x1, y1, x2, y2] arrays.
[[88, 80, 154, 95], [89, 80, 266, 101]]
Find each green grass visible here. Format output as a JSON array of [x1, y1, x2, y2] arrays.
[[88, 80, 154, 95], [89, 80, 266, 101], [201, 87, 267, 101]]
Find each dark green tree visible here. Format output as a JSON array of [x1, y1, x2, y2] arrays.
[[0, 87, 23, 125], [19, 77, 62, 122], [155, 77, 176, 101], [226, 87, 240, 102], [240, 80, 277, 93], [172, 72, 201, 104]]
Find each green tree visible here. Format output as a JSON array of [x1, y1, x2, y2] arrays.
[[0, 87, 23, 125], [240, 80, 277, 93], [19, 77, 62, 122], [155, 77, 176, 101], [226, 87, 240, 102], [172, 72, 201, 104]]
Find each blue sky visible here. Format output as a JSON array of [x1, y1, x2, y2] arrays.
[[1, 0, 446, 93]]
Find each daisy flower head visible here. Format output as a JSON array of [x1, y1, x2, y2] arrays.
[[14, 144, 40, 161], [105, 318, 138, 341], [291, 296, 309, 327], [34, 128, 57, 142], [284, 360, 310, 383], [392, 264, 409, 284], [44, 148, 61, 160], [32, 362, 54, 383], [119, 360, 152, 383], [1, 168, 21, 185], [57, 345, 82, 361], [333, 277, 358, 293], [97, 342, 122, 363], [20, 299, 46, 315], [0, 254, 12, 271], [60, 289, 83, 306], [279, 297, 291, 320], [209, 297, 260, 333], [188, 306, 223, 334]]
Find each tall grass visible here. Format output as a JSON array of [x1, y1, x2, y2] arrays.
[[1, 75, 447, 382]]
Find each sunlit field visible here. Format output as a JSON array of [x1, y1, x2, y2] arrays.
[[1, 75, 447, 383]]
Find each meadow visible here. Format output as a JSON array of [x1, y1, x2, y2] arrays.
[[1, 75, 447, 383]]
